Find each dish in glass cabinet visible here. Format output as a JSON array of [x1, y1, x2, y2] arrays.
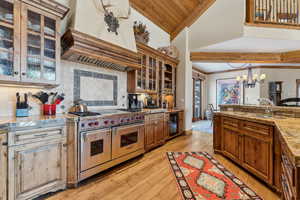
[[44, 27, 55, 36], [4, 14, 13, 21]]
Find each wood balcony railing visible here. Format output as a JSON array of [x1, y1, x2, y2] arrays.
[[246, 0, 300, 28]]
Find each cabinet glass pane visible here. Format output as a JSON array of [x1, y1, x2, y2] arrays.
[[0, 25, 13, 76], [28, 11, 41, 32], [43, 62, 56, 81], [27, 57, 41, 79], [0, 51, 13, 75], [0, 1, 13, 24], [44, 38, 55, 59], [44, 17, 56, 37]]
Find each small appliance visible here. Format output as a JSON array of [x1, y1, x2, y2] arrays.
[[128, 94, 142, 110]]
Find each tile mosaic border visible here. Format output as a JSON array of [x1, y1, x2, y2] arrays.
[[74, 69, 118, 106]]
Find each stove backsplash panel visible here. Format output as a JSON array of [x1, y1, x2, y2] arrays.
[[74, 69, 118, 106]]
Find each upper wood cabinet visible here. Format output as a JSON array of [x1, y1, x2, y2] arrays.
[[128, 42, 179, 94], [0, 0, 68, 86]]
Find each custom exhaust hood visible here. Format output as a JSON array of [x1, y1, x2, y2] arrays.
[[60, 0, 140, 72], [61, 29, 140, 71]]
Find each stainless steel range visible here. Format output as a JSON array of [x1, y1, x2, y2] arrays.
[[68, 110, 145, 184]]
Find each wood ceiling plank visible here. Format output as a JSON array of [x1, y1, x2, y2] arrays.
[[129, 0, 211, 37], [150, 0, 183, 26], [130, 0, 173, 33], [171, 0, 216, 40]]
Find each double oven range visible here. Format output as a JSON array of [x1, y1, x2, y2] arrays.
[[69, 109, 145, 184]]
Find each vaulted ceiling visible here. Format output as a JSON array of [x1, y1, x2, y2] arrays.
[[129, 0, 215, 40]]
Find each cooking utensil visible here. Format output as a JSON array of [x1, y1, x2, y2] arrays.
[[69, 100, 88, 113]]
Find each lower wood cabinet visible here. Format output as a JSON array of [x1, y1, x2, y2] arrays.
[[0, 133, 7, 200], [280, 133, 300, 200], [8, 127, 67, 200], [145, 113, 166, 151], [215, 116, 275, 189]]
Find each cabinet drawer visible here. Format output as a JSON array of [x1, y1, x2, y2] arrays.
[[145, 113, 164, 123], [10, 127, 65, 145], [241, 121, 272, 137], [281, 174, 295, 200], [223, 117, 238, 130]]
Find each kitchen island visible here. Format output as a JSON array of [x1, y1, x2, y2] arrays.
[[214, 105, 300, 199]]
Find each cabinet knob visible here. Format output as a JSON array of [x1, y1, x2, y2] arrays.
[[14, 71, 19, 75], [22, 72, 26, 76]]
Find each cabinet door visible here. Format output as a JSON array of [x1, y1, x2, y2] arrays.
[[243, 135, 273, 184], [8, 139, 67, 200], [145, 122, 155, 151], [222, 128, 242, 163], [0, 134, 7, 200], [148, 56, 157, 92], [155, 120, 165, 146], [0, 0, 20, 82], [20, 3, 60, 85]]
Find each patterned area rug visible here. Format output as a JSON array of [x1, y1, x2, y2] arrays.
[[167, 152, 262, 200]]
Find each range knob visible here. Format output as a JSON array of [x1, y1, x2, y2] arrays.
[[94, 122, 99, 126], [111, 120, 115, 125], [104, 120, 109, 125], [88, 122, 93, 127], [81, 123, 85, 128], [120, 119, 124, 123]]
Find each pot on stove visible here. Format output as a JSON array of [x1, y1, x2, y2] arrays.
[[69, 99, 88, 113]]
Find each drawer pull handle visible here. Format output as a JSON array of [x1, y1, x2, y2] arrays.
[[34, 134, 48, 138], [2, 142, 7, 146]]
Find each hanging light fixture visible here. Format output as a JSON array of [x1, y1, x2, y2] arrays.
[[236, 67, 266, 88]]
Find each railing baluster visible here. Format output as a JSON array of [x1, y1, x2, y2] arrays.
[[250, 0, 300, 26]]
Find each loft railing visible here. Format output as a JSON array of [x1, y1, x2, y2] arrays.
[[246, 0, 300, 27]]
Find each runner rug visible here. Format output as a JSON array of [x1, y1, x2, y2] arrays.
[[166, 152, 262, 200]]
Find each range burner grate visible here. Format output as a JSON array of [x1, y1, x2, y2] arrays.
[[69, 112, 101, 117]]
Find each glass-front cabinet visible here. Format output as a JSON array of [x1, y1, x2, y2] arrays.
[[21, 4, 60, 84], [0, 0, 20, 81], [0, 0, 67, 86], [135, 52, 158, 93]]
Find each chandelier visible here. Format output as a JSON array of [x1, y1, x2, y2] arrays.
[[226, 64, 266, 88], [236, 67, 266, 88]]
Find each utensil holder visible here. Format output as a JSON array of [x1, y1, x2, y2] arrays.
[[43, 104, 56, 116]]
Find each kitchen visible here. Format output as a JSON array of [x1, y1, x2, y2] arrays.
[[0, 0, 186, 199], [3, 0, 300, 200]]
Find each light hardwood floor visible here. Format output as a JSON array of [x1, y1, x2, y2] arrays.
[[47, 131, 280, 200]]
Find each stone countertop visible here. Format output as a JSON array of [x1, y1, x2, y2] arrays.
[[216, 111, 300, 165], [143, 108, 184, 114], [0, 114, 76, 131]]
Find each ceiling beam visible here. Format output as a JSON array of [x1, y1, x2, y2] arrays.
[[206, 65, 300, 75], [171, 0, 216, 40], [190, 52, 283, 63]]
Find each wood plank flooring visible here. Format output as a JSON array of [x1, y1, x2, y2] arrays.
[[47, 131, 280, 200]]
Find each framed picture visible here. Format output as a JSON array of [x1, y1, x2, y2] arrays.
[[216, 78, 242, 108]]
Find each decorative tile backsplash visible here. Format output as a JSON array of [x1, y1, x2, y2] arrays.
[[74, 69, 118, 106]]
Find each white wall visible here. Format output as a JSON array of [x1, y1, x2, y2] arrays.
[[172, 28, 193, 130], [244, 26, 300, 41], [70, 0, 137, 52], [189, 0, 245, 51], [131, 8, 170, 49]]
